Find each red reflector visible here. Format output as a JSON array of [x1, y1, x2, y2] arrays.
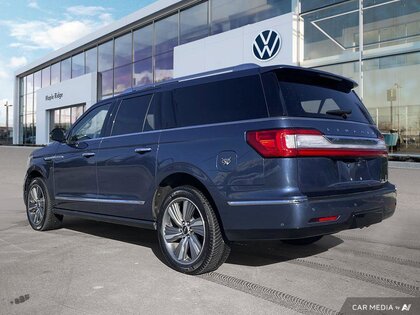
[[309, 215, 339, 223]]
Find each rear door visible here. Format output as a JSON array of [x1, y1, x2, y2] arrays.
[[262, 69, 388, 196], [95, 93, 160, 219]]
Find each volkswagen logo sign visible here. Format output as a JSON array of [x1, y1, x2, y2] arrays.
[[253, 30, 281, 61]]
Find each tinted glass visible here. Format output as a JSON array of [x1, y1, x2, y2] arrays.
[[100, 69, 113, 97], [61, 58, 71, 81], [114, 33, 132, 67], [111, 95, 152, 136], [180, 2, 209, 44], [211, 0, 290, 35], [155, 14, 179, 55], [34, 71, 41, 91], [172, 75, 267, 127], [98, 40, 114, 72], [70, 103, 111, 141], [51, 62, 60, 85], [41, 67, 50, 87], [278, 81, 370, 123], [133, 57, 153, 87], [155, 51, 173, 82], [85, 47, 97, 73], [72, 52, 85, 78], [134, 24, 153, 61], [26, 74, 34, 94], [114, 64, 132, 94]]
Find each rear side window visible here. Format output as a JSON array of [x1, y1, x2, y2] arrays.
[[172, 75, 267, 127], [111, 94, 152, 136]]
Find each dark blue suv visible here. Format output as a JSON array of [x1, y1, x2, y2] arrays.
[[24, 65, 396, 274]]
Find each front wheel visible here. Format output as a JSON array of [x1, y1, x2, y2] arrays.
[[157, 186, 230, 275], [26, 177, 62, 231]]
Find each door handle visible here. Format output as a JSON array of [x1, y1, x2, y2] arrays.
[[82, 152, 95, 158], [134, 148, 152, 154]]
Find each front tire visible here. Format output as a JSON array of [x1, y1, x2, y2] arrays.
[[157, 186, 230, 275], [26, 177, 62, 231]]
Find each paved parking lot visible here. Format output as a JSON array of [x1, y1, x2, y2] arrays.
[[0, 146, 419, 315]]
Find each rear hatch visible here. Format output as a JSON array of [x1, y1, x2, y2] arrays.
[[258, 67, 388, 196]]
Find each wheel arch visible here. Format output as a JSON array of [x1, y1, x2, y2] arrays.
[[153, 172, 227, 239], [24, 167, 46, 205]]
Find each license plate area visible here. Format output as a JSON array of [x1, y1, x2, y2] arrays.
[[337, 159, 372, 182]]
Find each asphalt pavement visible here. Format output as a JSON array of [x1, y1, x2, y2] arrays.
[[0, 146, 419, 315]]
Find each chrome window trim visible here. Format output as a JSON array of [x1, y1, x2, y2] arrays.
[[55, 196, 145, 205]]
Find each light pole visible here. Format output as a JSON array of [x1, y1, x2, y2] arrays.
[[4, 101, 12, 143]]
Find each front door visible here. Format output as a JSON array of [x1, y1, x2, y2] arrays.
[[53, 102, 112, 212]]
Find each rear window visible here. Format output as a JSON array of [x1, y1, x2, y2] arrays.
[[263, 71, 372, 124], [172, 75, 268, 128]]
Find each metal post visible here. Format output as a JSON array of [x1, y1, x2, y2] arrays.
[[4, 101, 12, 144]]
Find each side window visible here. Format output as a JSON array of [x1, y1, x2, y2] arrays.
[[69, 103, 111, 141], [111, 94, 152, 136], [172, 75, 267, 128]]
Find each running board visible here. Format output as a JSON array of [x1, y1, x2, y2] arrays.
[[53, 208, 157, 230]]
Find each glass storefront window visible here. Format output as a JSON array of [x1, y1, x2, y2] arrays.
[[133, 57, 153, 87], [26, 93, 34, 115], [211, 0, 291, 35], [363, 0, 420, 51], [301, 0, 359, 61], [26, 74, 34, 94], [72, 52, 85, 78], [51, 62, 60, 85], [34, 71, 41, 92], [155, 14, 179, 55], [180, 1, 209, 44], [155, 51, 173, 82], [100, 68, 114, 97], [134, 24, 153, 61], [114, 63, 132, 94], [98, 40, 114, 72], [115, 32, 132, 67], [50, 105, 85, 134], [85, 47, 97, 74], [42, 67, 50, 88], [61, 58, 71, 81]]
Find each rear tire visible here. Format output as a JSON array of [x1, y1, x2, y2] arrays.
[[26, 177, 62, 231], [157, 186, 230, 274], [282, 235, 323, 245]]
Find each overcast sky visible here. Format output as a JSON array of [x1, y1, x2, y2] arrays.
[[0, 0, 157, 126]]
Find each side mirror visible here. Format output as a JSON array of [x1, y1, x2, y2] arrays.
[[50, 128, 66, 143]]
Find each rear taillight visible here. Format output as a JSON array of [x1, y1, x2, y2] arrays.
[[246, 129, 388, 158]]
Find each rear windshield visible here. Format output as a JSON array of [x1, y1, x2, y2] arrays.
[[263, 72, 372, 124]]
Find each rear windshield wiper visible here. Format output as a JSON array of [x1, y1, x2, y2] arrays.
[[326, 109, 352, 118]]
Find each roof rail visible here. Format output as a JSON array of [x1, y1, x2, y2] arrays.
[[122, 63, 261, 95]]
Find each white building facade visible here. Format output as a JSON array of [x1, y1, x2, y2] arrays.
[[13, 0, 420, 153]]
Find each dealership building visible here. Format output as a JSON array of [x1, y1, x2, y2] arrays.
[[13, 0, 420, 152]]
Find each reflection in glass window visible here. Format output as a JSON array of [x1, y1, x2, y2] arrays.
[[100, 69, 113, 97], [85, 47, 97, 73], [69, 104, 110, 141], [26, 74, 34, 94], [155, 51, 174, 82], [133, 57, 153, 87], [72, 52, 85, 78], [115, 33, 132, 67], [50, 105, 85, 134], [42, 67, 50, 88], [114, 64, 132, 94], [180, 2, 209, 44], [34, 71, 41, 91], [26, 93, 34, 115], [98, 40, 114, 72], [211, 0, 290, 35], [134, 24, 153, 61], [51, 62, 60, 85], [155, 14, 179, 55], [61, 58, 71, 81]]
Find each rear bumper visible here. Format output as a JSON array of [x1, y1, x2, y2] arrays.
[[222, 183, 396, 241]]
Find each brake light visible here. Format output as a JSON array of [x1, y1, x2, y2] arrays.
[[246, 129, 388, 158]]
